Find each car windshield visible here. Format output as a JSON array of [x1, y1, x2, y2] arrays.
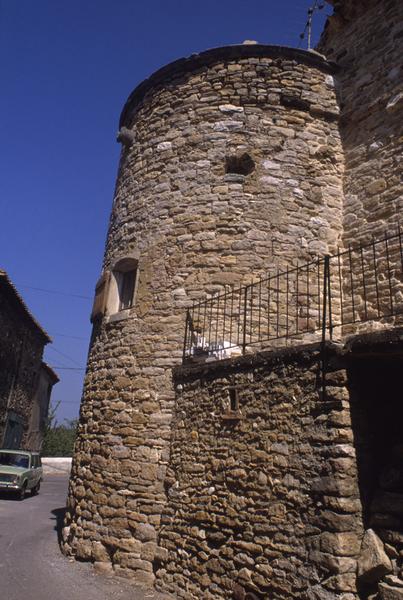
[[0, 452, 29, 469]]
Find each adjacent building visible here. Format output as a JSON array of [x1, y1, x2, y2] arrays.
[[0, 269, 58, 451]]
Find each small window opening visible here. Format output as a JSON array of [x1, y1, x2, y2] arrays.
[[118, 268, 137, 310], [111, 255, 139, 314], [229, 387, 239, 412], [225, 153, 255, 176]]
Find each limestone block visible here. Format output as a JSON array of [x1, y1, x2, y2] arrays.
[[386, 92, 403, 113], [213, 120, 244, 132], [305, 584, 337, 600], [135, 570, 155, 587], [62, 525, 71, 542], [320, 532, 361, 557], [319, 510, 361, 533], [378, 530, 403, 547], [325, 572, 357, 592], [218, 104, 244, 113], [384, 576, 403, 589], [92, 541, 110, 562], [366, 179, 387, 195], [312, 476, 358, 497], [379, 582, 403, 600], [116, 126, 136, 146], [74, 540, 93, 560], [154, 546, 169, 562], [134, 523, 157, 542], [309, 550, 356, 573], [93, 561, 113, 575], [357, 529, 392, 583], [156, 141, 172, 151]]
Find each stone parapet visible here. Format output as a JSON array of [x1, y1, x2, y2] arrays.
[[119, 44, 337, 128]]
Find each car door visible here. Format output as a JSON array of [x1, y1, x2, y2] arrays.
[[31, 455, 40, 487], [37, 455, 43, 482], [27, 455, 37, 489]]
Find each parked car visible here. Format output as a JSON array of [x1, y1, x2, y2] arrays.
[[0, 449, 43, 499]]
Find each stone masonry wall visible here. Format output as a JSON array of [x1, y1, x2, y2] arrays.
[[320, 0, 402, 243], [63, 4, 403, 595], [63, 45, 346, 582], [156, 344, 364, 599], [319, 0, 403, 330]]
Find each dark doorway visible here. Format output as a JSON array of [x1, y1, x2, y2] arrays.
[[348, 356, 403, 528], [3, 411, 24, 448]]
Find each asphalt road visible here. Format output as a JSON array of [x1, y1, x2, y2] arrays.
[[0, 475, 171, 600]]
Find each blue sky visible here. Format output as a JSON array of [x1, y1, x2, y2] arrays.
[[0, 1, 330, 422]]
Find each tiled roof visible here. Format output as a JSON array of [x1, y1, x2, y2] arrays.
[[0, 269, 52, 343]]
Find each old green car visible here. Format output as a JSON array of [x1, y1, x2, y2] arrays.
[[0, 449, 42, 499]]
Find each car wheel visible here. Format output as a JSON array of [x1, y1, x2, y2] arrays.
[[31, 481, 40, 496], [18, 482, 27, 501]]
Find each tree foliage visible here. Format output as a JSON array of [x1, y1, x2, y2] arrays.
[[42, 402, 78, 457]]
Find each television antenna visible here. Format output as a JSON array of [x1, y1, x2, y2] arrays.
[[299, 1, 325, 50]]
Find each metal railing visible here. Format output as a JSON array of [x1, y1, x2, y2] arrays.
[[182, 228, 403, 362]]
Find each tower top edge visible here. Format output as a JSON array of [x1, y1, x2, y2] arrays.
[[119, 44, 337, 128]]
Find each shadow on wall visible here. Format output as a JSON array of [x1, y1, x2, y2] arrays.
[[348, 355, 403, 598]]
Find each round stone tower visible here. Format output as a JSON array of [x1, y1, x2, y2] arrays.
[[63, 44, 345, 582]]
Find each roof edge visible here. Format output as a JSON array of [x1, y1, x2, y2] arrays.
[[119, 43, 337, 128], [0, 269, 52, 343], [41, 361, 60, 383]]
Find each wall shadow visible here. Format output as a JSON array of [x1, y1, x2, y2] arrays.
[[51, 506, 67, 545], [347, 354, 403, 597]]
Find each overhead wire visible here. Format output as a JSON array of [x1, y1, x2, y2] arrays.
[[14, 283, 91, 300], [52, 399, 82, 404], [47, 345, 83, 368], [52, 332, 88, 341], [14, 284, 91, 346], [50, 366, 86, 371]]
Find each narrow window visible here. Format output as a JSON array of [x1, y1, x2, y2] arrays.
[[119, 268, 136, 310], [107, 253, 140, 316], [229, 387, 239, 412]]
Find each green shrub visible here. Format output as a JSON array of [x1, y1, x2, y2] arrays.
[[42, 403, 78, 457]]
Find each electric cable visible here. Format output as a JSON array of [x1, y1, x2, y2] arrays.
[[14, 283, 91, 300], [47, 346, 83, 368]]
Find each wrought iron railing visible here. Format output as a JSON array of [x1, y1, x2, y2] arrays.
[[182, 228, 403, 362]]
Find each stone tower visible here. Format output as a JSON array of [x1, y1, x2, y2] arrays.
[[62, 44, 346, 581]]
